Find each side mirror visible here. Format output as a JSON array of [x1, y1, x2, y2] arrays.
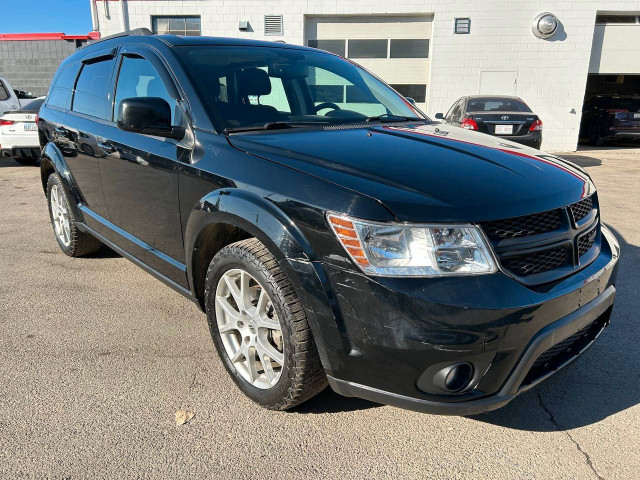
[[434, 112, 444, 120], [117, 97, 185, 140], [405, 97, 416, 105]]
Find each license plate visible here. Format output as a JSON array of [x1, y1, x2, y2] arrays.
[[634, 113, 640, 119], [495, 125, 513, 135], [24, 123, 37, 131]]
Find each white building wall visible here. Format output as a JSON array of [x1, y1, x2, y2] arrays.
[[94, 0, 640, 152]]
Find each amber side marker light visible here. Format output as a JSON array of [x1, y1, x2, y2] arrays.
[[327, 215, 370, 267]]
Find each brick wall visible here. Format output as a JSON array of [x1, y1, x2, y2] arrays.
[[94, 0, 640, 152], [0, 40, 80, 97]]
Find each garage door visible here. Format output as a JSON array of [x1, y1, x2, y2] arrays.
[[305, 15, 432, 112]]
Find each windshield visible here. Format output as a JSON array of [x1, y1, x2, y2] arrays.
[[467, 97, 532, 113], [176, 45, 425, 131]]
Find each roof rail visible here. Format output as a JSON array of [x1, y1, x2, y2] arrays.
[[82, 27, 153, 48]]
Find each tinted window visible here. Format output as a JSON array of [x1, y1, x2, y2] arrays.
[[389, 84, 426, 103], [0, 81, 9, 101], [72, 58, 115, 119], [114, 56, 176, 122], [178, 46, 421, 130], [47, 62, 82, 109], [389, 39, 429, 58], [467, 97, 532, 112], [348, 39, 388, 59], [19, 98, 44, 111], [308, 40, 346, 57], [609, 97, 640, 112], [445, 100, 461, 122]]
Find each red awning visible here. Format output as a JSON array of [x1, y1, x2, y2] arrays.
[[0, 32, 100, 41]]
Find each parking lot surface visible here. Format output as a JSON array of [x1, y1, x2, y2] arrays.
[[1, 147, 639, 479]]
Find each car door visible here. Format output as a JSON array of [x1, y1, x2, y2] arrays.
[[55, 50, 116, 219], [97, 47, 189, 287]]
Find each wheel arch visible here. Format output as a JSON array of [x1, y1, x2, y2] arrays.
[[40, 142, 84, 222], [185, 188, 317, 310]]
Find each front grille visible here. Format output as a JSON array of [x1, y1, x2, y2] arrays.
[[521, 308, 611, 387], [569, 196, 592, 222], [578, 228, 597, 257], [481, 209, 561, 239], [501, 246, 569, 276], [480, 195, 599, 284]]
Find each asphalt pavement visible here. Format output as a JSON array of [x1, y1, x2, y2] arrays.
[[0, 146, 638, 479]]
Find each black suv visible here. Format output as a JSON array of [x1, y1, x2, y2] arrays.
[[38, 30, 619, 415], [580, 95, 640, 146]]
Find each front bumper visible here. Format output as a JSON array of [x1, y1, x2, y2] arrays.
[[321, 225, 620, 415]]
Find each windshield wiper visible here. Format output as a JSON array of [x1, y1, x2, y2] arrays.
[[365, 114, 424, 123], [225, 121, 329, 134]]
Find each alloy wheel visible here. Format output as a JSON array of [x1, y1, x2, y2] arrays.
[[50, 184, 71, 247], [215, 269, 284, 389]]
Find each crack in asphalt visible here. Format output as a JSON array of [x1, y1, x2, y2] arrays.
[[536, 388, 605, 480]]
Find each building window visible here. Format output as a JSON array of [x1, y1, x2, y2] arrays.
[[307, 39, 346, 57], [347, 39, 388, 59], [389, 39, 429, 58], [152, 16, 201, 36], [595, 15, 639, 24], [389, 84, 426, 103]]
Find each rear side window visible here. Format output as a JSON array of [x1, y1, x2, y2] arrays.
[[72, 58, 116, 119], [48, 62, 81, 109], [0, 81, 9, 101]]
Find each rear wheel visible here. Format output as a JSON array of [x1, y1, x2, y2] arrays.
[[204, 238, 327, 410], [588, 125, 605, 146], [46, 173, 102, 257]]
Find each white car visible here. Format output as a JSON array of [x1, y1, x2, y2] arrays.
[[0, 97, 44, 165], [0, 77, 21, 116]]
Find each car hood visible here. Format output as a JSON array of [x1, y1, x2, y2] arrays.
[[228, 123, 594, 223]]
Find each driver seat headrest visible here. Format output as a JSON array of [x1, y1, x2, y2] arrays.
[[237, 68, 272, 97]]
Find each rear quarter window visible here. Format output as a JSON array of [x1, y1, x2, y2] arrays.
[[47, 62, 82, 110]]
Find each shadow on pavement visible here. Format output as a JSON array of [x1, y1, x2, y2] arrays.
[[561, 154, 602, 168], [292, 386, 380, 414], [472, 225, 640, 431]]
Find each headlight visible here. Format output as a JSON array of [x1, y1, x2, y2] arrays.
[[327, 214, 497, 277]]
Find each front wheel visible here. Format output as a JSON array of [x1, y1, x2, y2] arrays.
[[204, 238, 327, 410]]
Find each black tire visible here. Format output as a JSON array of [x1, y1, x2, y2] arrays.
[[46, 173, 102, 257], [204, 238, 327, 410]]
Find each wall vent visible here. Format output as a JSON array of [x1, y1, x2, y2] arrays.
[[264, 15, 283, 36], [454, 18, 471, 34]]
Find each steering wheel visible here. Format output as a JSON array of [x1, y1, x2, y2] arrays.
[[313, 102, 342, 114]]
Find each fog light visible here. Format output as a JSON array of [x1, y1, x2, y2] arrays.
[[444, 363, 474, 392]]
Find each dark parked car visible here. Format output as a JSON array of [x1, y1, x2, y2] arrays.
[[436, 96, 543, 149], [580, 95, 640, 146], [37, 29, 619, 415]]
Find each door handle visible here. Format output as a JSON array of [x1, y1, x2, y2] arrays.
[[97, 141, 116, 154]]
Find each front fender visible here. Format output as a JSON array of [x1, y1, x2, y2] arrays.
[[40, 142, 84, 222], [184, 188, 346, 375]]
